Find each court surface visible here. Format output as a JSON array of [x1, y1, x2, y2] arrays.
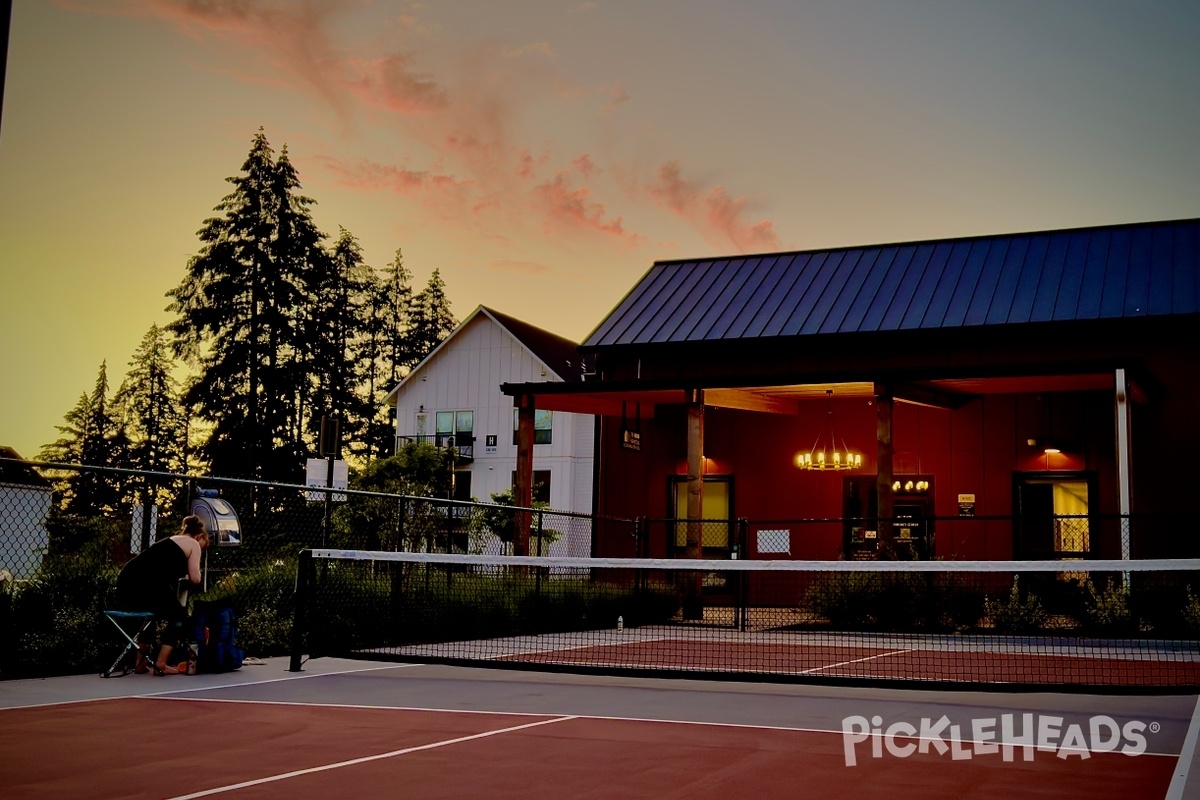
[[3, 657, 1200, 799]]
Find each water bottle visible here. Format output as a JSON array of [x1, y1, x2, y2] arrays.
[[617, 615, 624, 631], [186, 643, 198, 675]]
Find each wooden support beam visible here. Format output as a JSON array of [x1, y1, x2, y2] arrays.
[[874, 383, 895, 558], [514, 395, 534, 557]]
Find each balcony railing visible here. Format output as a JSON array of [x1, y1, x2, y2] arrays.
[[397, 433, 473, 461]]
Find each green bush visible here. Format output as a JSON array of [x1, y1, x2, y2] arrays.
[[1184, 587, 1200, 634], [803, 571, 969, 632], [202, 559, 300, 656], [304, 564, 681, 655], [1, 537, 119, 679], [1083, 578, 1134, 634], [983, 576, 1047, 634]]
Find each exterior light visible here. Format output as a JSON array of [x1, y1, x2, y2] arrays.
[[797, 390, 862, 472]]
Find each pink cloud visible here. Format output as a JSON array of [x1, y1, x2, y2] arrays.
[[647, 161, 781, 253], [533, 173, 639, 243], [314, 156, 468, 203], [63, 2, 782, 259], [572, 154, 599, 179], [340, 53, 448, 115]]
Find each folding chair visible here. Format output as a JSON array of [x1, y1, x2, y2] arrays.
[[100, 610, 159, 678]]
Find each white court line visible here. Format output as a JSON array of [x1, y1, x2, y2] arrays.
[[142, 695, 1180, 760], [165, 714, 578, 800], [1165, 696, 1200, 800], [801, 648, 918, 674], [0, 662, 422, 711]]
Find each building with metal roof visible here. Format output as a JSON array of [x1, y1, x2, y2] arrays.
[[503, 218, 1200, 563]]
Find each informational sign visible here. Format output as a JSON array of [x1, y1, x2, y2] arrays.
[[958, 493, 977, 517], [484, 434, 498, 454], [756, 528, 790, 554], [306, 458, 348, 501], [622, 428, 641, 451]]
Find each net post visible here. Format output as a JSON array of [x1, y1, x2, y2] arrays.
[[289, 549, 313, 672]]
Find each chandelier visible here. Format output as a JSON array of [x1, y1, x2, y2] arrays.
[[796, 390, 863, 471]]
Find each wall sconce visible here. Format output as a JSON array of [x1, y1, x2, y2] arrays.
[[892, 479, 930, 493]]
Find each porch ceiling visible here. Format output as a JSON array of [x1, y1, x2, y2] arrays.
[[505, 372, 1123, 417]]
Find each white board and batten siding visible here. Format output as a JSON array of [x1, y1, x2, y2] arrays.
[[391, 309, 594, 555]]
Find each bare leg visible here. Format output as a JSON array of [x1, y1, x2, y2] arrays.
[[155, 644, 174, 672]]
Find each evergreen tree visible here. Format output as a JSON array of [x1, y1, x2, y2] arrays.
[[167, 130, 327, 481], [360, 248, 415, 459], [269, 144, 330, 475], [112, 324, 190, 545], [39, 362, 128, 515], [408, 268, 457, 366], [113, 324, 188, 475], [308, 227, 376, 459]]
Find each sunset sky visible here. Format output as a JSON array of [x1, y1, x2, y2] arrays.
[[2, 0, 1198, 460]]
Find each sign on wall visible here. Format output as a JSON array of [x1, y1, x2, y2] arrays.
[[958, 493, 976, 517]]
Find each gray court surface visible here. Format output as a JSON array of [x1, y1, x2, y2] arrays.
[[4, 657, 1200, 798]]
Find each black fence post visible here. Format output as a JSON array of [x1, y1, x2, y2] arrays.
[[737, 518, 749, 632], [289, 549, 313, 672]]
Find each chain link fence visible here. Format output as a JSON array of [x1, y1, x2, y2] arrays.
[[0, 458, 627, 680]]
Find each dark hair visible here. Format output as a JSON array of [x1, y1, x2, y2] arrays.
[[181, 515, 206, 537]]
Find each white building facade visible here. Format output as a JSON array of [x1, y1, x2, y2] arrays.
[[0, 448, 54, 580], [387, 307, 594, 555]]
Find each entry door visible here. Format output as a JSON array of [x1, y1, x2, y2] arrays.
[[671, 477, 732, 556], [1014, 474, 1093, 559]]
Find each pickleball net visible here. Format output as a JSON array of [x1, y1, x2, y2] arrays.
[[291, 550, 1200, 691]]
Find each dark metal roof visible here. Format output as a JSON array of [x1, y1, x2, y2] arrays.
[[0, 447, 52, 488], [584, 218, 1200, 349], [482, 306, 590, 382]]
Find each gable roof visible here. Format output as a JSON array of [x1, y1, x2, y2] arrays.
[[481, 306, 589, 383], [584, 218, 1200, 349], [0, 447, 52, 488], [386, 306, 586, 405]]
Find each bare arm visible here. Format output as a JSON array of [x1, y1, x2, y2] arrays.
[[173, 536, 203, 584]]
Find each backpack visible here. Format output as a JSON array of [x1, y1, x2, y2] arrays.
[[191, 601, 245, 673]]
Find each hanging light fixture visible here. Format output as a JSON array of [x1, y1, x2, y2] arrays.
[[796, 390, 863, 471]]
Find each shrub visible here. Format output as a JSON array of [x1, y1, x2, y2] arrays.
[[1184, 587, 1200, 634], [1083, 578, 1134, 635], [983, 576, 1047, 634], [803, 571, 965, 632]]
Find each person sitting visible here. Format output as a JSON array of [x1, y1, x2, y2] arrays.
[[114, 515, 210, 674]]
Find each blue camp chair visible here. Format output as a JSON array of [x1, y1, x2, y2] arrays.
[[100, 610, 159, 677], [101, 579, 190, 677]]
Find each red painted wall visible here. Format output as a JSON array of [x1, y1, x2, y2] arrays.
[[595, 391, 1126, 560]]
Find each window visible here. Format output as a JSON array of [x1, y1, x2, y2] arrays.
[[1014, 473, 1093, 558], [433, 410, 474, 450], [513, 409, 553, 445], [511, 470, 552, 504]]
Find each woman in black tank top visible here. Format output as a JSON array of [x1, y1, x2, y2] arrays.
[[115, 515, 210, 673]]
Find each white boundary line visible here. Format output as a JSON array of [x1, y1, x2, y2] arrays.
[[1164, 696, 1200, 799], [0, 662, 422, 711], [802, 648, 918, 674], [165, 715, 577, 799]]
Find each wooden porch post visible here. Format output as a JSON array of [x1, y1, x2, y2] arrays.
[[874, 383, 895, 558], [514, 394, 535, 557], [684, 388, 705, 619], [1115, 368, 1133, 560]]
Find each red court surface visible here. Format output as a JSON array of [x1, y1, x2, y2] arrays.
[[2, 659, 1199, 799], [501, 638, 1200, 686]]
